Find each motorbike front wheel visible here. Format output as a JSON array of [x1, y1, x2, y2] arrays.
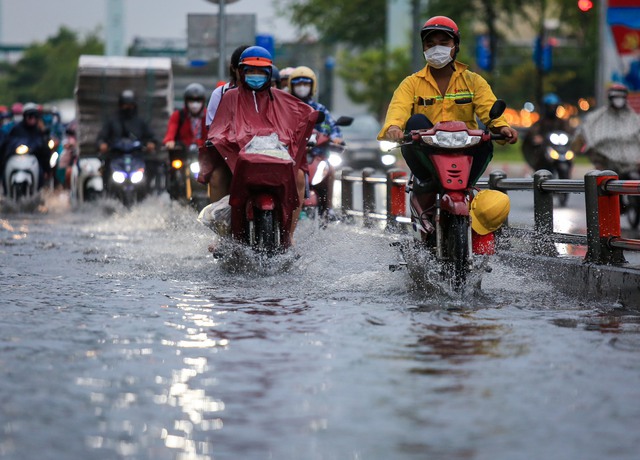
[[443, 214, 471, 290]]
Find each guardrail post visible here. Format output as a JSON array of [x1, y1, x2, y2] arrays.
[[340, 167, 354, 221], [533, 169, 557, 256], [362, 167, 376, 228], [584, 170, 626, 264], [385, 168, 407, 233]]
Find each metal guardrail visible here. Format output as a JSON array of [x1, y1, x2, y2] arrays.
[[339, 167, 640, 265]]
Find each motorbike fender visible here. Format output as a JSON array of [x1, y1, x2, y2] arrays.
[[12, 170, 33, 186], [441, 192, 470, 216], [254, 194, 276, 211], [87, 176, 104, 192], [430, 154, 473, 191]]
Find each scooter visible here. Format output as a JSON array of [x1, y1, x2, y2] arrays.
[[167, 143, 209, 211], [106, 138, 147, 208], [70, 155, 104, 206], [393, 100, 507, 290], [200, 133, 302, 257], [2, 137, 48, 203], [302, 116, 353, 223], [543, 130, 574, 207]]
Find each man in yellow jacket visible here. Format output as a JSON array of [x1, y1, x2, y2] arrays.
[[378, 15, 518, 187]]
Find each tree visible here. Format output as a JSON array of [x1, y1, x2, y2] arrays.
[[0, 27, 103, 104], [275, 0, 386, 48]]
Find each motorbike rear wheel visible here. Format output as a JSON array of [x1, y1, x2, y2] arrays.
[[443, 214, 470, 290], [255, 209, 281, 256]]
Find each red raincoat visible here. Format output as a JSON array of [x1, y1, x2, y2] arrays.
[[198, 86, 319, 182]]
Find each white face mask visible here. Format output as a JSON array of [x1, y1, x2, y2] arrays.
[[293, 84, 311, 98], [424, 45, 454, 69], [611, 97, 626, 109], [188, 101, 203, 114]]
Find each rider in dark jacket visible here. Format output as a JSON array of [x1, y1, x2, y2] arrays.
[[1, 102, 51, 192], [96, 90, 157, 191]]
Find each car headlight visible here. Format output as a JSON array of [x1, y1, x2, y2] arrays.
[[131, 170, 145, 184], [379, 140, 396, 152], [112, 171, 126, 184], [422, 131, 481, 148]]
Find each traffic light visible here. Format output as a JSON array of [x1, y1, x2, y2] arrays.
[[578, 0, 593, 12]]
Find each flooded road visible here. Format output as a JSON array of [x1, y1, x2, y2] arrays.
[[1, 192, 640, 460]]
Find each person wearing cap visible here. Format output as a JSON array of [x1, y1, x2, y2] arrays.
[[572, 83, 640, 176], [378, 15, 518, 189], [1, 102, 52, 191], [522, 93, 573, 171], [198, 46, 321, 239]]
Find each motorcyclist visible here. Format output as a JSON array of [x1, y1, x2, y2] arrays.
[[289, 65, 344, 219], [206, 44, 250, 129], [572, 83, 640, 176], [163, 83, 208, 150], [1, 102, 52, 192], [198, 46, 320, 238], [378, 15, 518, 190], [279, 67, 295, 92], [522, 93, 573, 171], [96, 89, 157, 192]]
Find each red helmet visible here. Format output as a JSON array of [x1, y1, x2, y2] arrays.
[[421, 16, 460, 44], [608, 83, 628, 98]]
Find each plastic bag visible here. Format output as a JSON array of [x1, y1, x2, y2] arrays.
[[243, 133, 292, 161], [198, 195, 231, 236]]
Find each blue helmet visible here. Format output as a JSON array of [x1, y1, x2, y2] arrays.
[[239, 46, 273, 68]]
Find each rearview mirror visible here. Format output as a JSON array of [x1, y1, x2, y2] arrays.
[[336, 116, 354, 127], [489, 100, 507, 120]]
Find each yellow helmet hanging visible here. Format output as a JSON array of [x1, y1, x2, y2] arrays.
[[470, 190, 510, 235]]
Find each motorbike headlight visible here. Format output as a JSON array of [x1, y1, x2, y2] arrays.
[[112, 171, 126, 184], [379, 140, 396, 152], [565, 150, 574, 161], [549, 132, 569, 146], [328, 152, 342, 167], [171, 159, 183, 169], [15, 144, 29, 155], [381, 153, 397, 166], [48, 139, 55, 150], [189, 161, 200, 175], [131, 169, 145, 184], [49, 152, 59, 169], [422, 131, 481, 148], [548, 149, 560, 160]]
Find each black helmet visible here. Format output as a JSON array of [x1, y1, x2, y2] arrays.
[[184, 83, 206, 101], [119, 89, 136, 106]]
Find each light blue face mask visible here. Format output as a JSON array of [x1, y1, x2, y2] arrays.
[[245, 74, 268, 90]]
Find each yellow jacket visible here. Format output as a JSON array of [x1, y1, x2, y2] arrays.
[[377, 61, 510, 140]]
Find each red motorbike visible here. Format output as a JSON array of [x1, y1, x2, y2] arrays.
[[202, 134, 302, 257], [398, 100, 507, 290], [303, 116, 353, 223]]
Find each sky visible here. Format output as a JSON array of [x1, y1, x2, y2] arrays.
[[0, 0, 298, 46]]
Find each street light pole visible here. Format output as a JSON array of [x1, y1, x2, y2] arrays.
[[218, 0, 226, 82]]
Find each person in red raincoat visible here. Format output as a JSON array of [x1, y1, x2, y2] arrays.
[[198, 46, 320, 237]]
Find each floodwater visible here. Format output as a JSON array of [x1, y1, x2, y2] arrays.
[[1, 191, 639, 460]]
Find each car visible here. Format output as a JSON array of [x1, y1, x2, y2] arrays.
[[339, 114, 398, 171]]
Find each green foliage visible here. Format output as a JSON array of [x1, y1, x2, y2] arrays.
[[337, 47, 411, 120], [275, 0, 386, 47], [0, 27, 103, 104]]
